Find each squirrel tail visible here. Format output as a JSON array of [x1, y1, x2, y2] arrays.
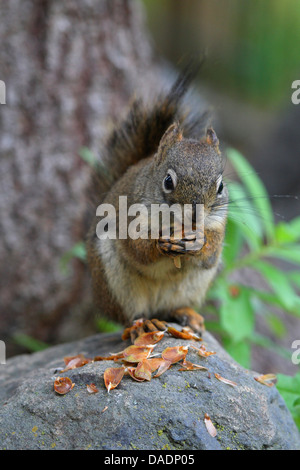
[[94, 61, 209, 199]]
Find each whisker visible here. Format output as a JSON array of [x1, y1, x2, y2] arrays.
[[223, 170, 264, 180], [213, 194, 298, 209], [223, 213, 262, 238]]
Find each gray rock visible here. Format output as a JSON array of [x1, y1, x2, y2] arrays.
[[0, 327, 299, 450]]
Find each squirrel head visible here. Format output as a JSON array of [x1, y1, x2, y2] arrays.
[[150, 123, 228, 229]]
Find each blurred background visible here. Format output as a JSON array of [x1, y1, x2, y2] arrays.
[[0, 0, 299, 378], [142, 0, 300, 219], [141, 0, 300, 376]]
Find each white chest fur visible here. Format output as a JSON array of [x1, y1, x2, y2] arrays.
[[98, 238, 218, 321]]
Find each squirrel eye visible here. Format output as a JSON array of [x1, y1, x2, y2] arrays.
[[217, 180, 224, 195], [163, 174, 175, 193]]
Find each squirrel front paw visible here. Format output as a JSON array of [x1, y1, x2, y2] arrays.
[[157, 238, 186, 257], [157, 233, 206, 257]]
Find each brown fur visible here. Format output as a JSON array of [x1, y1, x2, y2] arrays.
[[87, 68, 228, 331]]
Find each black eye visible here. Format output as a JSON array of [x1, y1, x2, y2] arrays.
[[217, 181, 224, 195], [163, 174, 175, 192]]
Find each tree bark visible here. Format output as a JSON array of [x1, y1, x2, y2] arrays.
[[0, 0, 157, 355]]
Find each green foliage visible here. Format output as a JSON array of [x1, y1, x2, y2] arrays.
[[213, 0, 300, 106], [13, 333, 48, 353], [59, 241, 87, 275], [276, 373, 300, 429], [207, 147, 300, 426], [142, 0, 300, 107], [96, 318, 121, 334], [61, 146, 300, 426], [79, 146, 98, 168]]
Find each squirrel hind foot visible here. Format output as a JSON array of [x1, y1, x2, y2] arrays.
[[122, 317, 168, 343], [168, 307, 205, 335], [121, 309, 204, 344]]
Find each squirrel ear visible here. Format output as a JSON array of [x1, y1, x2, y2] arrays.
[[156, 123, 183, 164], [206, 128, 220, 152]]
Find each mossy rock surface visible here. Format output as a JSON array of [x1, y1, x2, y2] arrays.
[[0, 326, 299, 450]]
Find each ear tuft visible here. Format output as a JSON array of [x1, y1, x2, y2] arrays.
[[156, 123, 183, 164], [206, 128, 220, 152]]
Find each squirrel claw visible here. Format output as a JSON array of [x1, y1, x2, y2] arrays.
[[123, 317, 168, 344], [157, 239, 185, 256], [170, 307, 205, 335], [157, 236, 205, 258]]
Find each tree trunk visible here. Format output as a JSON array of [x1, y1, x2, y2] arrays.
[[0, 0, 157, 355]]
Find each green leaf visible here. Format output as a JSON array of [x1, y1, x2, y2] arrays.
[[254, 260, 299, 311], [277, 372, 300, 395], [254, 290, 300, 318], [96, 318, 121, 333], [265, 313, 287, 338], [289, 271, 300, 288], [226, 148, 275, 241], [277, 372, 300, 429], [223, 339, 251, 368], [267, 245, 300, 265], [251, 333, 293, 361], [289, 217, 300, 240], [294, 397, 300, 407], [219, 283, 255, 342], [59, 241, 87, 275], [227, 181, 262, 251], [13, 333, 48, 352], [207, 149, 300, 408], [79, 147, 98, 168], [275, 218, 300, 244], [222, 218, 244, 267]]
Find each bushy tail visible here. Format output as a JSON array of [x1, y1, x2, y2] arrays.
[[95, 62, 209, 200]]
